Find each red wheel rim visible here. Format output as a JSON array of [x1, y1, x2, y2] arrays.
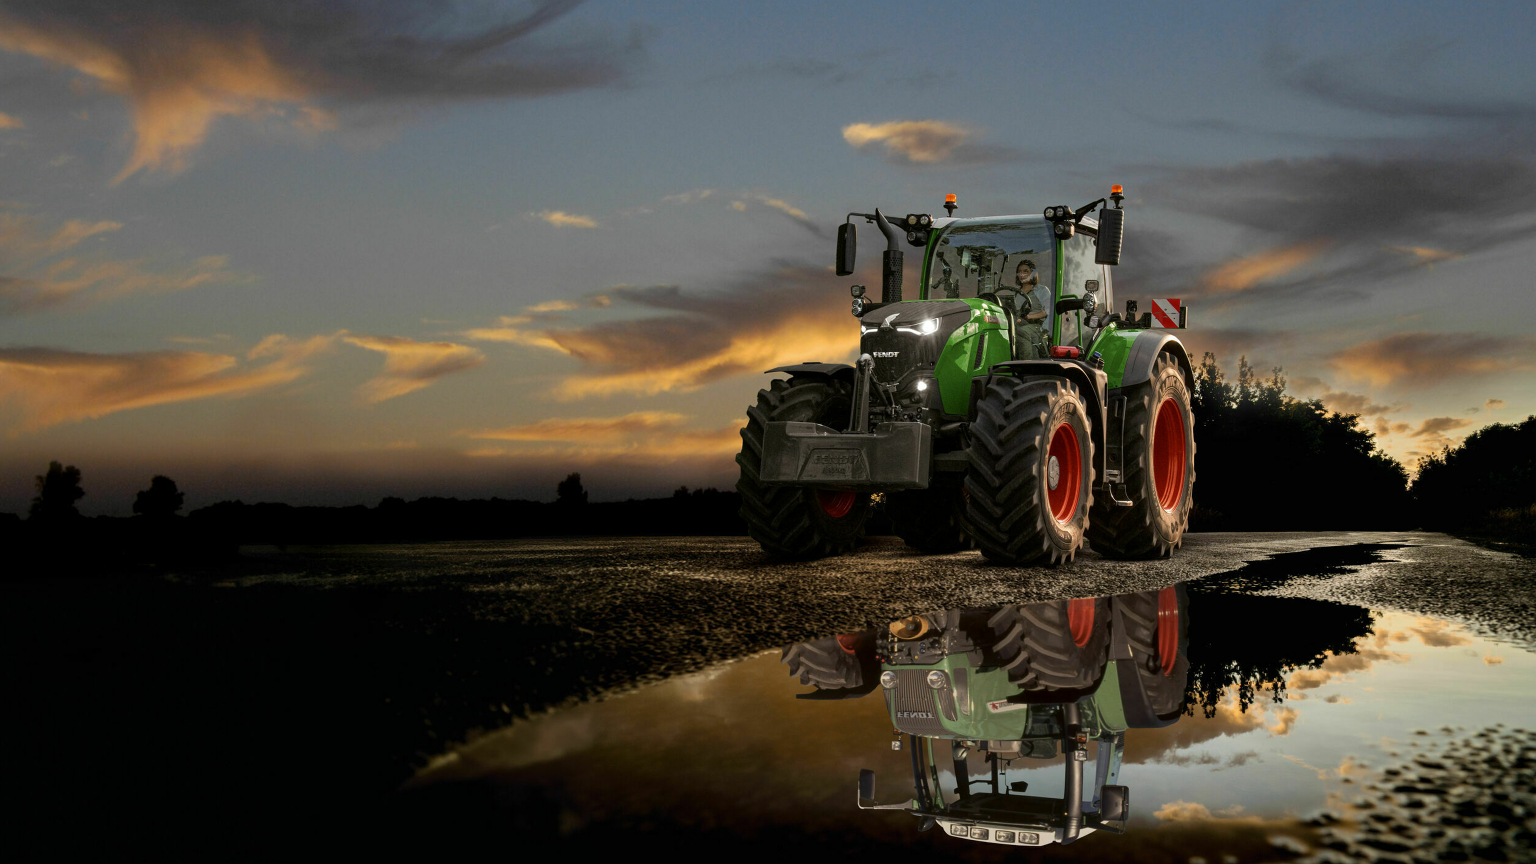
[[1067, 598, 1094, 647], [1155, 586, 1179, 676], [1152, 398, 1187, 512], [1046, 422, 1082, 523], [836, 633, 860, 654], [817, 490, 856, 518]]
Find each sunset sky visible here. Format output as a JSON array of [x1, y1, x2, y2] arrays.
[[2, 0, 1533, 514]]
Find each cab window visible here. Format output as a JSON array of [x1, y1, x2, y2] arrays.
[[1058, 232, 1102, 349]]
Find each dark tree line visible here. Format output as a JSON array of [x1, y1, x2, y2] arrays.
[[1413, 414, 1536, 550], [1189, 353, 1411, 530]]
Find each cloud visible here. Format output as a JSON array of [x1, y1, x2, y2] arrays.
[[536, 210, 598, 228], [1153, 800, 1213, 821], [1153, 153, 1536, 303], [1486, 398, 1506, 411], [0, 0, 638, 181], [525, 299, 579, 313], [0, 111, 22, 129], [1315, 389, 1395, 418], [341, 334, 484, 403], [0, 338, 330, 432], [1409, 416, 1473, 439], [463, 411, 742, 461], [661, 189, 714, 205], [842, 120, 1018, 165], [0, 209, 245, 314], [466, 262, 858, 399], [1201, 241, 1328, 294], [1484, 655, 1504, 666], [738, 194, 819, 236], [1329, 332, 1536, 386]]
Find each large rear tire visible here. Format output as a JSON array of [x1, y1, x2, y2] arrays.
[[887, 474, 971, 553], [965, 377, 1093, 566], [985, 597, 1110, 692], [782, 633, 869, 690], [737, 376, 870, 558], [1117, 584, 1190, 717], [1089, 353, 1195, 559]]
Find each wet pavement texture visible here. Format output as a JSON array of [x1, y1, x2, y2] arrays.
[[3, 531, 1534, 858]]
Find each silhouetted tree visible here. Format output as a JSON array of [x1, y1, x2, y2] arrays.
[[1190, 353, 1409, 529], [1413, 414, 1536, 540], [556, 472, 588, 506], [133, 475, 185, 519], [29, 461, 84, 522]]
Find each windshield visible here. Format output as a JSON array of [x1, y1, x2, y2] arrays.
[[926, 219, 1054, 313]]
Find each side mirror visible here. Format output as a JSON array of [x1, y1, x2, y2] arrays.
[[836, 222, 858, 276], [1095, 207, 1124, 266], [1099, 784, 1129, 821], [858, 769, 876, 803]]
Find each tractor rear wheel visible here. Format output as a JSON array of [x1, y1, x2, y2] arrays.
[[1116, 584, 1190, 717], [985, 596, 1110, 692], [737, 376, 870, 558], [887, 474, 971, 553], [1089, 352, 1195, 559], [965, 377, 1093, 566]]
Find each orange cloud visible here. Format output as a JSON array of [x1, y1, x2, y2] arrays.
[[553, 313, 855, 399], [0, 339, 328, 432], [842, 120, 971, 163], [1390, 245, 1460, 265], [0, 210, 242, 313], [464, 413, 743, 462], [1329, 332, 1536, 386], [0, 111, 23, 129], [536, 211, 597, 228], [0, 20, 310, 182], [1202, 240, 1328, 293], [342, 335, 484, 403]]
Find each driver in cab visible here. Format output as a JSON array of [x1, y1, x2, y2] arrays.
[[1008, 258, 1051, 359]]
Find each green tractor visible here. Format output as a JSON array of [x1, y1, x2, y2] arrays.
[[736, 188, 1195, 564], [782, 586, 1189, 848]]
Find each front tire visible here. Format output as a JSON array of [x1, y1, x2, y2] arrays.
[[737, 376, 870, 558], [1116, 585, 1190, 717], [965, 377, 1093, 566], [1089, 352, 1195, 559]]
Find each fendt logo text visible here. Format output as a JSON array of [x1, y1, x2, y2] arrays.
[[872, 351, 899, 358], [810, 453, 858, 465], [896, 711, 935, 719]]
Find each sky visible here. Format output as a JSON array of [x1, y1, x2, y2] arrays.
[[1, 0, 1534, 514]]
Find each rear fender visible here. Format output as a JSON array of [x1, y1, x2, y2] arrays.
[[1120, 332, 1193, 391], [980, 360, 1108, 484]]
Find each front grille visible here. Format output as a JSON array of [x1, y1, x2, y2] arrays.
[[886, 669, 950, 736], [862, 329, 923, 384]]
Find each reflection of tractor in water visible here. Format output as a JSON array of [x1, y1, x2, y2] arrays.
[[738, 188, 1196, 565], [782, 586, 1188, 848]]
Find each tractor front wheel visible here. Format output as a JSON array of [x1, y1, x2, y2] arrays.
[[1089, 352, 1195, 559], [1116, 584, 1190, 717], [965, 377, 1093, 566], [985, 596, 1110, 692], [737, 376, 870, 558]]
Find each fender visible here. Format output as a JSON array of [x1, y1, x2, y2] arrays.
[[765, 362, 856, 383], [1122, 331, 1193, 391], [983, 360, 1108, 483]]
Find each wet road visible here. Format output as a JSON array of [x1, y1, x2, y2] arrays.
[[5, 531, 1533, 858]]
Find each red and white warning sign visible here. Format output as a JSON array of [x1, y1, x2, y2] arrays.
[[1151, 298, 1185, 329]]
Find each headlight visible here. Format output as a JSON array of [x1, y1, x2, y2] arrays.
[[995, 831, 1016, 843], [916, 380, 928, 392], [880, 671, 897, 689], [950, 824, 967, 836], [852, 297, 865, 316], [1018, 832, 1039, 844], [916, 318, 939, 335], [927, 670, 947, 689], [969, 828, 988, 840]]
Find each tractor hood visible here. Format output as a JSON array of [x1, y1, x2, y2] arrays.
[[859, 300, 975, 385]]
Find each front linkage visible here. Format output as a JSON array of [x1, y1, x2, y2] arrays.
[[736, 187, 1196, 564]]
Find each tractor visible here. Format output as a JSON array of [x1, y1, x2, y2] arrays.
[[781, 586, 1189, 848], [736, 187, 1195, 564]]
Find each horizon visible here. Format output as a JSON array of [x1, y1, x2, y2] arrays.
[[4, 0, 1535, 516]]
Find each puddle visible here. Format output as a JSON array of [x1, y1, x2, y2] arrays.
[[405, 586, 1536, 861]]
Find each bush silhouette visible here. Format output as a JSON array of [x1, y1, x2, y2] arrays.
[[1190, 353, 1409, 530], [28, 461, 85, 522], [556, 472, 588, 506], [1413, 414, 1536, 544], [133, 476, 185, 519]]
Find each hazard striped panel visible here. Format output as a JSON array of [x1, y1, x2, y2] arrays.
[[1151, 298, 1185, 329]]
